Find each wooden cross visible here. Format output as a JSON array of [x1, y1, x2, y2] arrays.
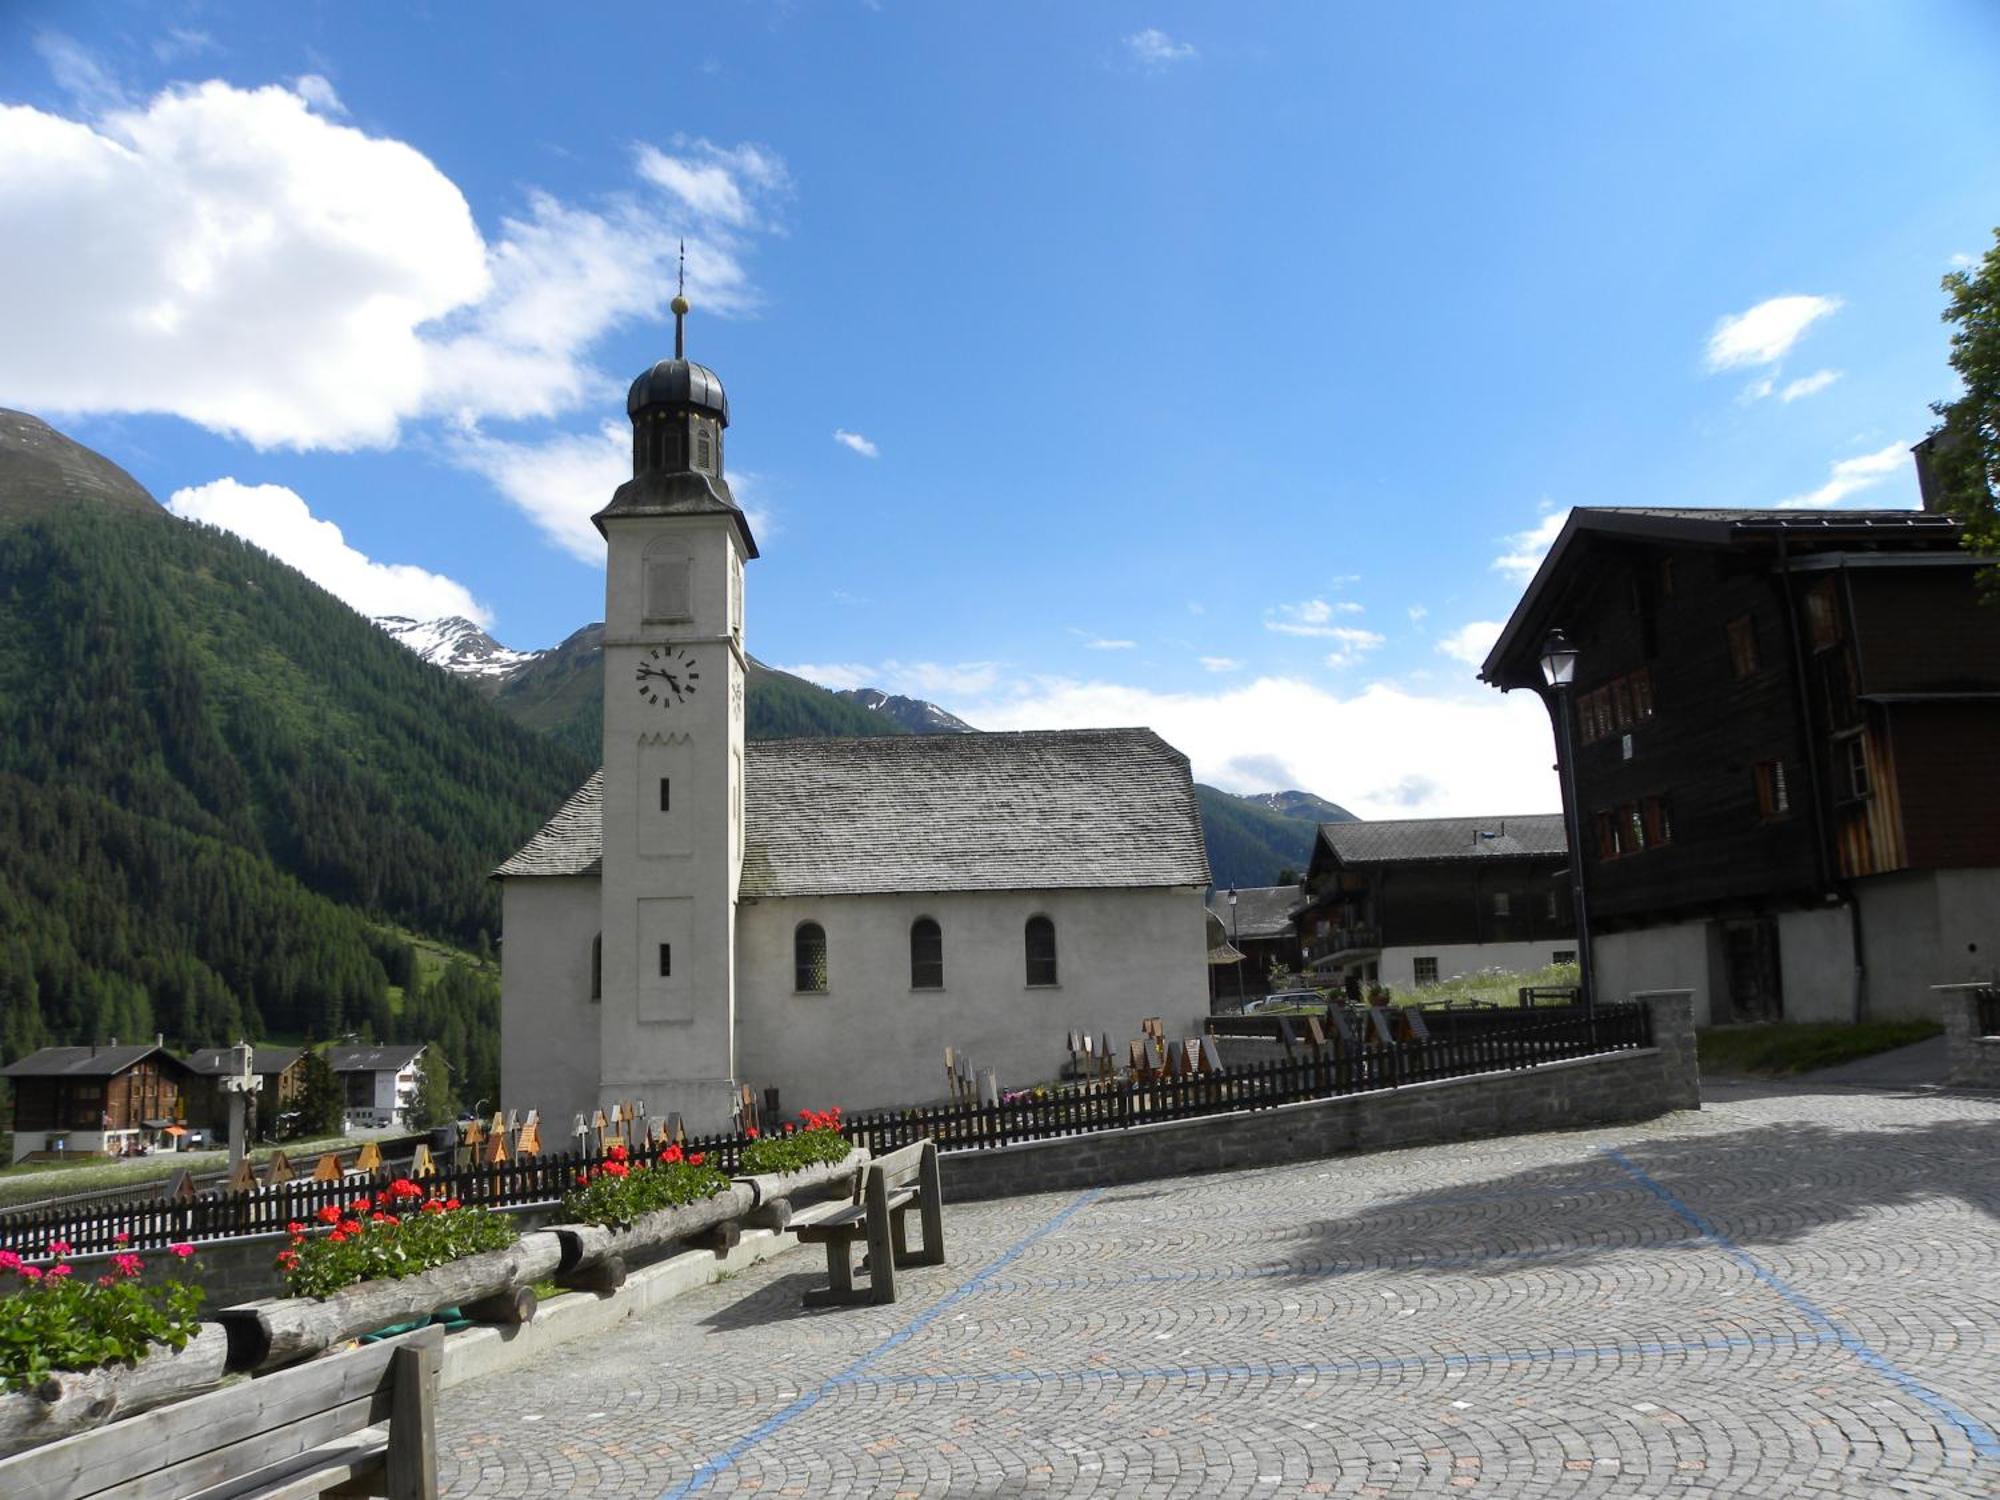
[[515, 1114, 541, 1157]]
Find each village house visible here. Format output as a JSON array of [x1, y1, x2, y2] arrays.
[[324, 1042, 429, 1130], [1205, 884, 1306, 1008], [184, 1045, 305, 1143], [1293, 816, 1575, 993], [497, 301, 1212, 1132], [1, 1042, 194, 1161], [1480, 488, 2000, 1025]]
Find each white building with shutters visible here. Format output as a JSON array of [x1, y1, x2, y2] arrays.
[[496, 306, 1211, 1133]]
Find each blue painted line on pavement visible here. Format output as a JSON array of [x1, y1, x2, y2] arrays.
[[980, 1233, 1706, 1294], [1601, 1146, 2000, 1460], [656, 1187, 1103, 1500], [838, 1328, 1844, 1395]]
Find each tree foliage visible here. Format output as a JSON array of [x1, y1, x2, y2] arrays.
[[1928, 227, 2000, 586], [291, 1047, 347, 1140]]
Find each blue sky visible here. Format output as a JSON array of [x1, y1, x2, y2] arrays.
[[3, 3, 1996, 816]]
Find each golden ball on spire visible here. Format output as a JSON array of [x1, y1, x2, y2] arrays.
[[670, 294, 690, 316]]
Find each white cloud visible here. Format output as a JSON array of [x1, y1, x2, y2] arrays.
[[448, 422, 627, 563], [1779, 369, 1841, 403], [959, 675, 1558, 819], [292, 74, 346, 115], [635, 139, 788, 229], [153, 29, 217, 64], [34, 33, 127, 112], [1705, 294, 1842, 370], [1264, 598, 1362, 637], [1321, 628, 1385, 668], [1436, 620, 1504, 669], [1776, 442, 1910, 510], [1199, 656, 1241, 673], [1740, 375, 1775, 403], [833, 429, 879, 458], [1492, 509, 1569, 582], [0, 82, 782, 452], [1407, 605, 1428, 624], [1125, 28, 1198, 68], [167, 477, 490, 624], [1071, 630, 1137, 651], [1950, 252, 1977, 269]]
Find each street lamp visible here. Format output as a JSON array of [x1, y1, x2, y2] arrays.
[[1539, 630, 1595, 1011], [1228, 885, 1245, 1011]]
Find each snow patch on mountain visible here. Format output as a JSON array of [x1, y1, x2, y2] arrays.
[[835, 687, 977, 734], [375, 615, 540, 679]]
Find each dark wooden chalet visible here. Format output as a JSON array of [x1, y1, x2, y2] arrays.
[[1295, 816, 1573, 992], [2, 1043, 194, 1161], [1205, 884, 1307, 1006], [1481, 496, 2000, 1024], [185, 1045, 306, 1142]]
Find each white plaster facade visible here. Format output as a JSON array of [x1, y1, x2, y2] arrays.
[[1380, 940, 1577, 995]]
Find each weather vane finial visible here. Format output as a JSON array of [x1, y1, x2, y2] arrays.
[[671, 239, 690, 359]]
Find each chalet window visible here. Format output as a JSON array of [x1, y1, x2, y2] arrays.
[[1630, 668, 1655, 722], [1727, 615, 1760, 678], [1621, 802, 1645, 853], [1804, 580, 1842, 651], [1611, 679, 1634, 732], [1492, 892, 1511, 917], [1754, 760, 1790, 819], [794, 922, 828, 993], [910, 917, 944, 990], [1844, 736, 1871, 800], [1553, 949, 1577, 965], [591, 934, 601, 1001], [1642, 795, 1674, 847], [1413, 956, 1439, 986], [1594, 810, 1618, 860], [1025, 916, 1058, 987]]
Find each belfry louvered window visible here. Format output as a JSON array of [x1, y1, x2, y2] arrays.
[[795, 922, 828, 993], [910, 918, 944, 990]]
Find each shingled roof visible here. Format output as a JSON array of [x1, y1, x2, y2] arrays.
[[1317, 814, 1567, 866], [1, 1043, 177, 1079], [496, 728, 1211, 897], [1205, 885, 1306, 940]]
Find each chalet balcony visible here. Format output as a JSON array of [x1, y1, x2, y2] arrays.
[[1302, 925, 1381, 966]]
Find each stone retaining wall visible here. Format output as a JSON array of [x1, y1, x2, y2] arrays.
[[1938, 985, 2000, 1089], [941, 991, 1698, 1202]]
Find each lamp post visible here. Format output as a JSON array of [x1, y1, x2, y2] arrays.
[[1228, 885, 1245, 1011], [1539, 630, 1595, 1011]]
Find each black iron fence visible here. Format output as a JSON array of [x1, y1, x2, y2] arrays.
[[0, 1003, 1651, 1256]]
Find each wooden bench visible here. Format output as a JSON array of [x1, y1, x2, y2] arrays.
[[0, 1325, 442, 1500], [794, 1139, 943, 1307]]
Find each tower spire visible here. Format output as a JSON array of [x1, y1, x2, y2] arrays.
[[671, 240, 689, 360]]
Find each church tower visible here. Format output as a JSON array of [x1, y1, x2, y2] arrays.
[[592, 287, 757, 1133]]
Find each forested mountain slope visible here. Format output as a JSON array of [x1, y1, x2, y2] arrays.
[[0, 497, 592, 1065]]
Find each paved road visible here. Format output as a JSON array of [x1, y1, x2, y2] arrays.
[[436, 1087, 2000, 1498]]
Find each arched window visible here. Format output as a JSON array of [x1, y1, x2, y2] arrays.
[[795, 921, 828, 993], [590, 933, 602, 1001], [1024, 915, 1058, 987], [910, 918, 943, 990], [696, 426, 712, 471]]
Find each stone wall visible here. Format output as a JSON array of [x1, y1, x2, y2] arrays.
[[1938, 985, 2000, 1089], [941, 991, 1699, 1202]]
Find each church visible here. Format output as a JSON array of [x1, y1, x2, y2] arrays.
[[496, 298, 1212, 1133]]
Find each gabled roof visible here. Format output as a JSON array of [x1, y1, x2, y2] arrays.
[[498, 728, 1212, 897], [185, 1046, 302, 1077], [1316, 814, 1567, 866], [1, 1043, 180, 1079], [1205, 885, 1306, 940], [325, 1043, 427, 1075], [1481, 505, 1964, 689]]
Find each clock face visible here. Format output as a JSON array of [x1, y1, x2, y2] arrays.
[[635, 645, 699, 707]]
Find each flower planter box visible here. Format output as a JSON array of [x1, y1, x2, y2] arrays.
[[0, 1322, 230, 1460], [218, 1231, 563, 1372], [734, 1151, 868, 1229], [549, 1182, 755, 1280]]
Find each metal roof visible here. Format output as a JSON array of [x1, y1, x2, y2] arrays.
[[497, 728, 1212, 896], [185, 1046, 303, 1077], [1317, 814, 1567, 866], [1, 1043, 178, 1078], [626, 359, 729, 423], [324, 1043, 427, 1074]]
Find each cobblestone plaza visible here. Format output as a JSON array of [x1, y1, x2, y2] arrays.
[[437, 1084, 1999, 1498]]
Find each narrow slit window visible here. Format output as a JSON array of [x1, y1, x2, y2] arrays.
[[591, 934, 601, 1001], [795, 922, 828, 993], [910, 918, 944, 990], [659, 778, 671, 813], [658, 943, 672, 978], [1025, 916, 1058, 987]]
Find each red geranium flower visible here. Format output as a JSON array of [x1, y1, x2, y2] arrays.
[[444, 1199, 461, 1211], [316, 1205, 342, 1225]]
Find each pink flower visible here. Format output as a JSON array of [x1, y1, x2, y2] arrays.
[[47, 1264, 72, 1278], [113, 1253, 144, 1278], [97, 1274, 116, 1288], [19, 1266, 42, 1281], [169, 1243, 194, 1259], [113, 1231, 130, 1245], [0, 1250, 22, 1273], [48, 1240, 71, 1256]]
